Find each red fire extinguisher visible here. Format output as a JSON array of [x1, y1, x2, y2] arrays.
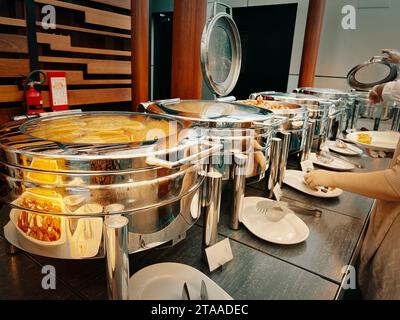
[[23, 70, 46, 115]]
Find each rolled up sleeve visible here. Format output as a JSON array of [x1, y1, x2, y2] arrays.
[[383, 80, 400, 102]]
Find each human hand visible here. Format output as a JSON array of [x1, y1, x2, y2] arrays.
[[382, 49, 400, 64], [304, 170, 336, 190], [368, 84, 385, 104]]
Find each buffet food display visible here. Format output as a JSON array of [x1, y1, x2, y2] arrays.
[[0, 111, 222, 258], [3, 0, 400, 301], [237, 96, 308, 154], [26, 113, 173, 144]]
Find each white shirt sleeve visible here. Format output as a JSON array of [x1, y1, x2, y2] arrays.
[[383, 80, 400, 102]]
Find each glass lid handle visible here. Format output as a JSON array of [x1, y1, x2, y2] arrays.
[[212, 2, 233, 17]]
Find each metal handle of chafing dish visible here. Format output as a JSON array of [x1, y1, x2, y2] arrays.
[[104, 215, 129, 300], [201, 171, 222, 262], [230, 153, 248, 230], [253, 116, 288, 128], [213, 2, 233, 16], [138, 98, 181, 112], [145, 140, 222, 168], [215, 96, 236, 102]]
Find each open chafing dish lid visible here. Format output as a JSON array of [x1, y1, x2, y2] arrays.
[[0, 111, 186, 168], [347, 56, 398, 92], [201, 2, 241, 97], [152, 99, 273, 124]]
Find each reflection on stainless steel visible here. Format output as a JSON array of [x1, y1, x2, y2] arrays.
[[392, 107, 400, 132], [266, 138, 281, 199], [247, 92, 334, 154], [142, 99, 274, 182], [302, 120, 316, 162], [201, 171, 222, 261], [277, 132, 290, 186], [104, 215, 129, 300], [0, 112, 217, 265], [294, 87, 354, 136], [354, 92, 397, 130], [230, 153, 247, 230]]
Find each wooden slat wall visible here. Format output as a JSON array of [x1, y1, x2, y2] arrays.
[[0, 0, 27, 122], [0, 0, 133, 124]]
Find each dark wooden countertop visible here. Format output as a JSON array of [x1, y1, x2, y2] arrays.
[[0, 153, 391, 300]]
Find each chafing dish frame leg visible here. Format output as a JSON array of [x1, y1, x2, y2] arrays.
[[277, 132, 290, 186], [301, 120, 317, 161], [104, 216, 130, 300], [392, 107, 400, 132], [266, 138, 282, 199], [230, 154, 248, 230], [201, 171, 222, 262]]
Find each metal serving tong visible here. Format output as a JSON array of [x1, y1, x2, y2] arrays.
[[286, 203, 322, 218]]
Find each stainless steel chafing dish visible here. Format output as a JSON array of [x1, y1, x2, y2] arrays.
[[139, 98, 276, 231], [291, 89, 349, 140], [140, 99, 275, 179], [248, 92, 331, 150], [238, 95, 308, 154], [0, 111, 221, 299]]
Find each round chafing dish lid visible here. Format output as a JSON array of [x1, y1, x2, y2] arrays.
[[0, 111, 186, 168], [347, 56, 398, 91], [201, 2, 241, 97], [156, 100, 272, 123]]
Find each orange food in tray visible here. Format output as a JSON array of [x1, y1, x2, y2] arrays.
[[15, 190, 65, 243], [18, 211, 61, 242]]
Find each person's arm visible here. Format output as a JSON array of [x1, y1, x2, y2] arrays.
[[304, 168, 400, 202]]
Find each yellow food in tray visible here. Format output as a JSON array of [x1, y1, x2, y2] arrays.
[[26, 114, 172, 144], [26, 158, 62, 184], [357, 133, 372, 144]]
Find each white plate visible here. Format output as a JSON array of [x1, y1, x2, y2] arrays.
[[347, 131, 400, 152], [129, 262, 233, 300], [283, 170, 343, 198], [325, 140, 363, 156], [309, 153, 355, 171], [241, 197, 309, 245]]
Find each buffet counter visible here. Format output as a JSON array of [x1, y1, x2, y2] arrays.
[[0, 154, 390, 300]]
